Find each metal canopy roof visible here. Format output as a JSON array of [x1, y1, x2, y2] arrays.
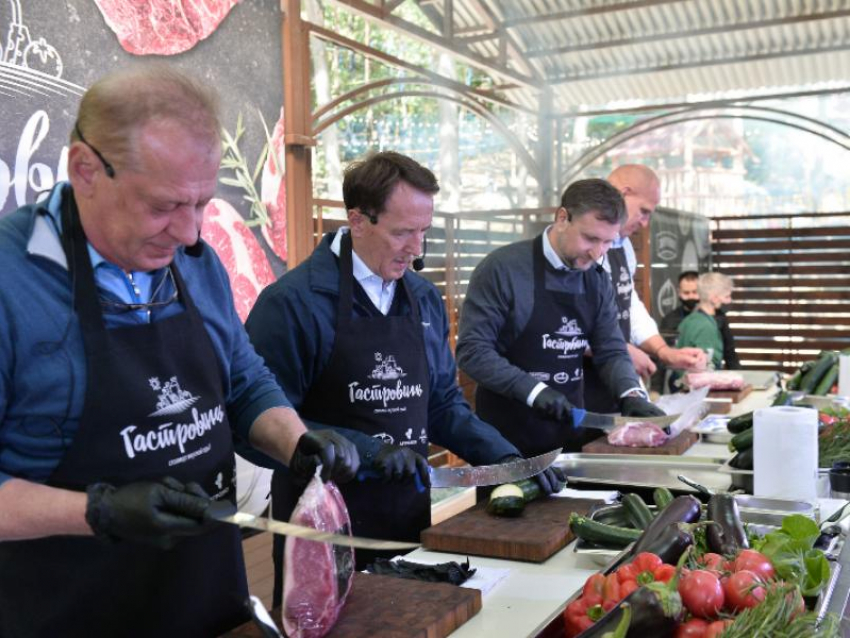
[[340, 0, 850, 114]]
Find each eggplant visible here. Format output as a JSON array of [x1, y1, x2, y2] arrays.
[[577, 579, 683, 637], [631, 495, 701, 556], [706, 493, 748, 555], [631, 522, 695, 565]]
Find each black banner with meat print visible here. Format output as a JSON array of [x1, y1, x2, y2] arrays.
[[0, 0, 288, 313]]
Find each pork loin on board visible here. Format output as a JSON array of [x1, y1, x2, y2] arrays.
[[607, 421, 669, 448], [685, 371, 745, 391], [283, 475, 354, 638]]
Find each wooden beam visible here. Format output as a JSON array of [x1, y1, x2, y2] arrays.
[[282, 0, 314, 268], [526, 9, 850, 58], [326, 0, 542, 89], [382, 0, 407, 14], [443, 0, 453, 39], [464, 0, 539, 79]]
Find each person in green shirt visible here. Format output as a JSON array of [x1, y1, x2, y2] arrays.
[[676, 272, 734, 370]]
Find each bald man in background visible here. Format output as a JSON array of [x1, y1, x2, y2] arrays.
[[583, 165, 706, 412]]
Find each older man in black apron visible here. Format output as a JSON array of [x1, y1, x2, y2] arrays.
[[246, 152, 564, 605], [456, 179, 662, 457], [0, 65, 357, 638], [583, 165, 707, 412]]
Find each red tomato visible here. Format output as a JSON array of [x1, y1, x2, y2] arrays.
[[679, 570, 725, 618], [704, 619, 733, 638], [724, 570, 767, 611], [675, 617, 709, 638], [697, 553, 726, 575], [731, 549, 775, 580]]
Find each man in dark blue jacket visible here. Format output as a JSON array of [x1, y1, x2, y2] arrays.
[[246, 151, 562, 597]]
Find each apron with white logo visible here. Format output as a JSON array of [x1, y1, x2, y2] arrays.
[[583, 245, 633, 413], [270, 232, 431, 603], [476, 235, 593, 456], [0, 190, 247, 638]]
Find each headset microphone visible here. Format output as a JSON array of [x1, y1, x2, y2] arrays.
[[412, 236, 428, 272]]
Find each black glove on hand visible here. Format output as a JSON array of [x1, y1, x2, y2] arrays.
[[290, 430, 360, 484], [496, 455, 567, 496], [373, 444, 430, 487], [620, 395, 666, 418], [85, 478, 212, 549], [531, 387, 573, 423], [534, 466, 567, 495]]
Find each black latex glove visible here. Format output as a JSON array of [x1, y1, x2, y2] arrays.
[[620, 395, 666, 418], [531, 386, 573, 423], [373, 444, 430, 487], [290, 429, 360, 484], [496, 455, 567, 496], [85, 477, 213, 549]]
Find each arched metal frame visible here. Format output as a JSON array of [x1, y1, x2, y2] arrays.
[[313, 83, 539, 177], [559, 104, 850, 185]]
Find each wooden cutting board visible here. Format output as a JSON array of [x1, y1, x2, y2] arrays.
[[420, 497, 599, 562], [581, 429, 698, 455], [708, 383, 753, 403], [222, 572, 481, 638]]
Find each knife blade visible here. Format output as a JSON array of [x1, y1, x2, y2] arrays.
[[207, 501, 420, 550], [574, 408, 679, 433], [428, 448, 561, 488]]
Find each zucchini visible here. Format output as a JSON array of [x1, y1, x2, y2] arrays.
[[729, 427, 754, 453], [622, 494, 654, 530], [798, 352, 838, 395], [569, 513, 643, 548], [727, 411, 754, 434], [486, 477, 559, 517], [785, 369, 803, 391], [813, 363, 839, 396], [594, 506, 631, 528], [729, 448, 754, 470], [486, 483, 527, 517], [652, 487, 674, 511]]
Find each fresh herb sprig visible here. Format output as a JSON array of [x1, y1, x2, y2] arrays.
[[219, 112, 270, 228]]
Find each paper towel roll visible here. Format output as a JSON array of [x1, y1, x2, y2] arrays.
[[839, 354, 850, 398], [753, 406, 818, 502]]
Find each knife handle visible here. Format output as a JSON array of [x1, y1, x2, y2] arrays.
[[571, 407, 587, 427], [356, 469, 426, 493]]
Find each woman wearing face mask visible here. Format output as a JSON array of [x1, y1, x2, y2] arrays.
[[675, 272, 735, 371]]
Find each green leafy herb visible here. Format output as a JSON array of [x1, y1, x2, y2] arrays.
[[752, 515, 831, 597], [219, 112, 270, 228]]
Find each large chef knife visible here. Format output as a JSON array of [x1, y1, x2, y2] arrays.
[[356, 447, 561, 491], [573, 408, 679, 433], [206, 500, 421, 550]]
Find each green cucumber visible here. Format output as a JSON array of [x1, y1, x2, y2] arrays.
[[653, 487, 675, 511], [813, 363, 839, 396], [622, 494, 654, 530], [729, 448, 754, 470], [569, 513, 643, 548], [729, 427, 754, 453], [798, 352, 838, 395], [727, 411, 754, 434], [486, 483, 527, 517]]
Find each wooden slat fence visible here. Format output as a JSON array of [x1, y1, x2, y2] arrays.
[[710, 211, 850, 373]]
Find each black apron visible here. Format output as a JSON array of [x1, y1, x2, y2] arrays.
[[0, 192, 249, 638], [271, 233, 431, 603], [475, 235, 594, 456], [583, 246, 632, 413]]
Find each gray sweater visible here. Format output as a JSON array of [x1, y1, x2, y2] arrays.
[[456, 237, 640, 407]]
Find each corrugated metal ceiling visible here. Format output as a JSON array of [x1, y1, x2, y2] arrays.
[[419, 0, 850, 112]]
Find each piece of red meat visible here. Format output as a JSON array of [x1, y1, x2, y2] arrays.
[[283, 477, 354, 638], [685, 371, 745, 391], [607, 421, 669, 447], [201, 198, 275, 322], [260, 108, 288, 262], [94, 0, 240, 56]]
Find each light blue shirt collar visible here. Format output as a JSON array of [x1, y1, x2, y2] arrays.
[[330, 227, 396, 315], [542, 225, 572, 271]]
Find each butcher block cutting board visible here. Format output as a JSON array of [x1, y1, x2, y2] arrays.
[[708, 383, 752, 403], [223, 572, 481, 638], [420, 497, 599, 562], [581, 430, 698, 456]]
